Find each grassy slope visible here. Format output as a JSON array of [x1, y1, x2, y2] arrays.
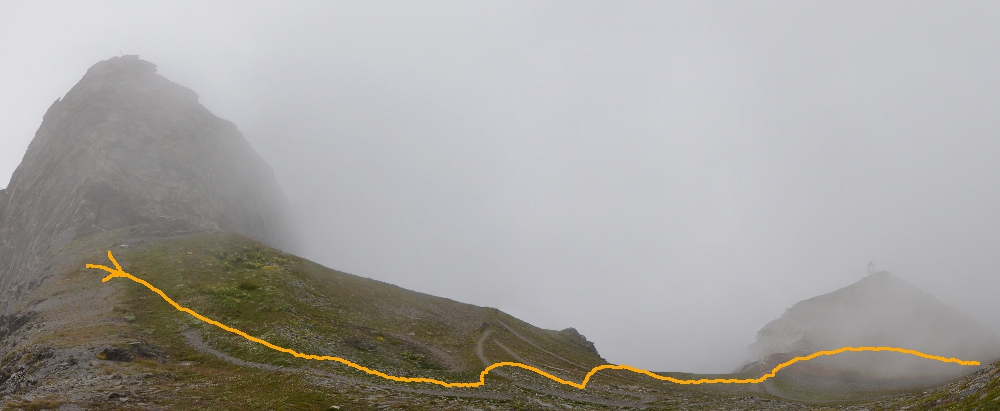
[[101, 231, 640, 409], [5, 228, 998, 410]]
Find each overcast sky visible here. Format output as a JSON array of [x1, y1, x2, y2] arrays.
[[2, 1, 999, 373]]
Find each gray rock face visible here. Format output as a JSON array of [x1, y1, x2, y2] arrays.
[[561, 327, 600, 356], [0, 188, 7, 230], [0, 56, 290, 312], [747, 271, 1000, 381]]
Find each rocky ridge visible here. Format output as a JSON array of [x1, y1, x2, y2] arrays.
[[746, 271, 1000, 391], [0, 56, 291, 313]]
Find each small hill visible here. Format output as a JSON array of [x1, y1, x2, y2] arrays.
[[744, 271, 1000, 396]]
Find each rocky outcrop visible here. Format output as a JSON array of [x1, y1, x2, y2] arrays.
[[746, 271, 1000, 384], [0, 188, 7, 230], [0, 56, 291, 312], [0, 313, 34, 342], [561, 327, 599, 355]]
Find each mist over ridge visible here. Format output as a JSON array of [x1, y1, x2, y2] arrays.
[[2, 2, 1000, 376], [0, 55, 292, 312], [2, 3, 1000, 407], [746, 270, 999, 388]]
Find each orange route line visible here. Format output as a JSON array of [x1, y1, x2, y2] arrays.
[[85, 250, 981, 389]]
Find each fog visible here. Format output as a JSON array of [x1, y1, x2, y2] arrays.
[[2, 1, 999, 373]]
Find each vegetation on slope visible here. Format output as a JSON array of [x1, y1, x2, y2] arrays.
[[4, 228, 998, 410]]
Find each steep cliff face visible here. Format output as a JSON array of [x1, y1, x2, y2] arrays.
[[746, 271, 1000, 385], [0, 188, 8, 230], [0, 56, 290, 311]]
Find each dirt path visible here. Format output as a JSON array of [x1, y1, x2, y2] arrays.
[[474, 328, 493, 366], [492, 319, 659, 397], [184, 325, 682, 408], [181, 328, 508, 400], [494, 319, 591, 371], [476, 324, 653, 408]]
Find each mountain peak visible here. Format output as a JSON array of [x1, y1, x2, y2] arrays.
[[746, 270, 999, 385], [864, 269, 892, 279], [0, 56, 291, 312], [81, 55, 157, 81]]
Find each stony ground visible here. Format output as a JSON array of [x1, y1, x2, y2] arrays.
[[2, 229, 999, 410]]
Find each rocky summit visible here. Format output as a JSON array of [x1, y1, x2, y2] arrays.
[[0, 56, 291, 313], [745, 271, 1000, 394]]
